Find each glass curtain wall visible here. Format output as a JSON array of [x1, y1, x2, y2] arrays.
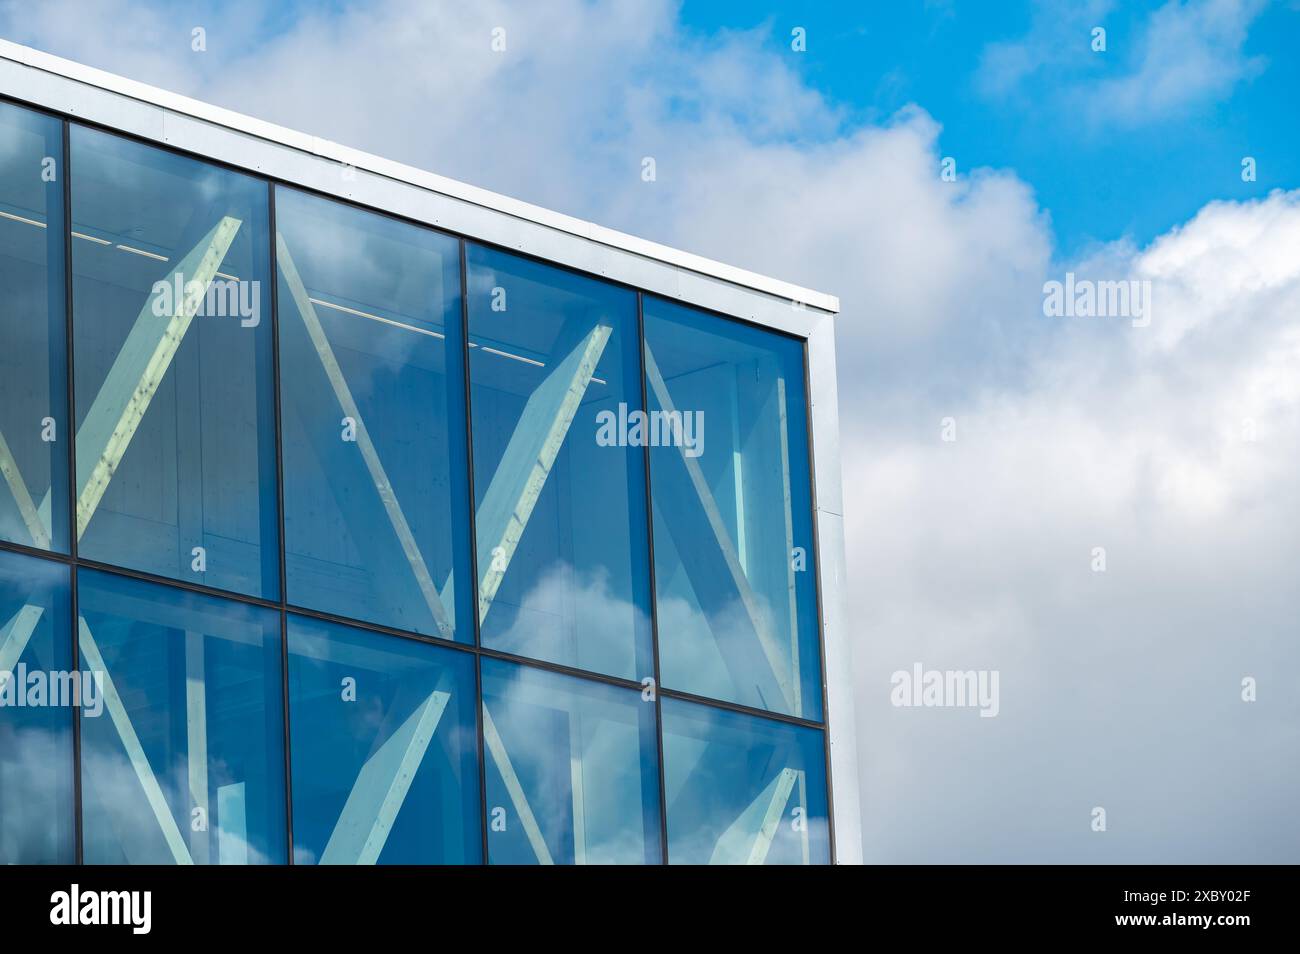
[[0, 106, 835, 865]]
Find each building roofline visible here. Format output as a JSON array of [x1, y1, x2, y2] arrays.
[[0, 38, 839, 314]]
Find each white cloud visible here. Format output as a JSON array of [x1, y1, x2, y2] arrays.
[[848, 190, 1300, 861], [1090, 0, 1269, 122], [977, 0, 1270, 125], [977, 0, 1114, 99], [2, 0, 1295, 862]]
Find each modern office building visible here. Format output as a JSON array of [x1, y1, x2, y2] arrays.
[[0, 40, 859, 864]]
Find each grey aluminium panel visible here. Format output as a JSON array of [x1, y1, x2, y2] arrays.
[[807, 316, 860, 863]]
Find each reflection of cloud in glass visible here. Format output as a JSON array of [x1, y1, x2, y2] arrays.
[[0, 726, 71, 862], [489, 560, 648, 678], [485, 661, 656, 864], [81, 741, 274, 865], [657, 587, 787, 710]]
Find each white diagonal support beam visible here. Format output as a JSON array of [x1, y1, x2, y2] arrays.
[[320, 689, 451, 865], [709, 766, 798, 866], [473, 323, 611, 624], [79, 617, 194, 865], [481, 702, 553, 865], [276, 235, 453, 639], [644, 345, 795, 713], [0, 603, 44, 675], [0, 429, 50, 549], [62, 217, 241, 540]]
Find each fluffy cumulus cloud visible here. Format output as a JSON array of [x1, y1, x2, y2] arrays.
[[850, 190, 1300, 862], [3, 0, 1295, 861]]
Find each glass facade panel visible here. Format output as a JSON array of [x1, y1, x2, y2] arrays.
[[277, 187, 471, 640], [466, 246, 652, 680], [0, 549, 73, 863], [661, 697, 829, 864], [286, 614, 480, 864], [643, 297, 822, 720], [480, 657, 661, 864], [77, 569, 286, 864], [0, 103, 68, 553], [69, 127, 278, 598]]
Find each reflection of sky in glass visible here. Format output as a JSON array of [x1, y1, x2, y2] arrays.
[[0, 102, 68, 554], [276, 186, 471, 641], [481, 657, 661, 865], [645, 295, 821, 720], [77, 569, 286, 865], [287, 614, 481, 865], [662, 697, 829, 865], [69, 126, 279, 599], [0, 115, 836, 865], [467, 244, 654, 681], [0, 549, 73, 863]]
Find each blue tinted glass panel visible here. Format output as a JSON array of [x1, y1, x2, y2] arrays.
[[661, 697, 829, 864], [643, 298, 822, 719], [78, 569, 286, 864], [0, 549, 73, 863], [0, 104, 69, 552], [69, 127, 278, 598], [467, 246, 652, 680], [287, 614, 480, 864], [277, 188, 471, 640], [481, 657, 661, 864]]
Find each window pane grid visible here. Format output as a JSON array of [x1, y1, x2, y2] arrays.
[[0, 108, 835, 865]]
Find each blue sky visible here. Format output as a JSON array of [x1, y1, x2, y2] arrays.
[[681, 0, 1299, 256]]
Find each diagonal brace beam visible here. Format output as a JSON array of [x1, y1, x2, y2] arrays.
[[481, 702, 554, 865], [473, 323, 611, 625], [35, 216, 242, 540], [0, 603, 44, 676], [320, 689, 451, 865], [709, 766, 798, 866], [79, 618, 194, 865], [0, 429, 50, 549], [277, 235, 453, 638], [644, 345, 795, 713]]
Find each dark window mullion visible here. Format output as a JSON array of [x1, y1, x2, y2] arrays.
[[637, 291, 670, 866], [460, 239, 490, 866], [267, 181, 295, 865], [62, 116, 83, 866]]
